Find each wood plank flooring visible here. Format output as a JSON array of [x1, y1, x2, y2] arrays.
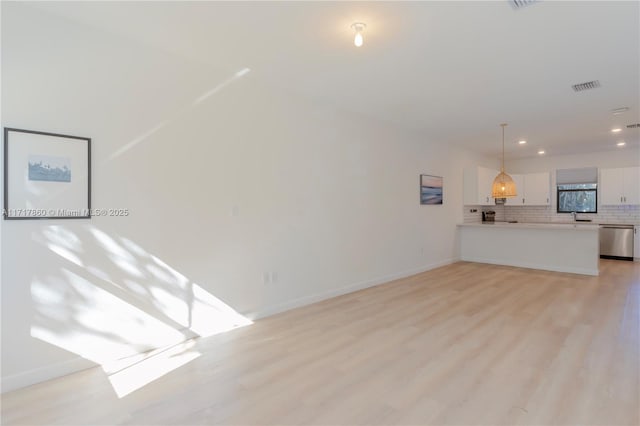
[[2, 260, 639, 425]]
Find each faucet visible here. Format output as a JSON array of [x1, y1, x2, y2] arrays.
[[572, 211, 577, 222]]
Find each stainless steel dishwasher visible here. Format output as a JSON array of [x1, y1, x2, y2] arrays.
[[599, 225, 634, 260]]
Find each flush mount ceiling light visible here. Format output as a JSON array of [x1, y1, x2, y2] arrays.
[[538, 150, 545, 155], [611, 128, 622, 133], [491, 123, 517, 198], [518, 140, 527, 145], [351, 22, 366, 47], [617, 141, 626, 147]]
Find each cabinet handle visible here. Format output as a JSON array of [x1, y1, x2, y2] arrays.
[[546, 198, 549, 203], [621, 196, 623, 203], [522, 198, 525, 204], [486, 196, 489, 203]]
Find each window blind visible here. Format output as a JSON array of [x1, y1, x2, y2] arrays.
[[556, 167, 598, 185]]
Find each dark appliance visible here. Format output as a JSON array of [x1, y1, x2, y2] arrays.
[[482, 211, 496, 222]]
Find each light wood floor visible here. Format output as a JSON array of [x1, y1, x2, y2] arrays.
[[2, 260, 639, 425]]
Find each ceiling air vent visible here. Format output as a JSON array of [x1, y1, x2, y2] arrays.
[[626, 123, 640, 129], [571, 80, 601, 92], [510, 0, 538, 9], [611, 107, 630, 115]]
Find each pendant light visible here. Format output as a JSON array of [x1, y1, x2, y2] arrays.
[[491, 123, 517, 198]]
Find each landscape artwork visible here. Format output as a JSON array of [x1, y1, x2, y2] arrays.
[[28, 155, 71, 183], [420, 174, 443, 205]]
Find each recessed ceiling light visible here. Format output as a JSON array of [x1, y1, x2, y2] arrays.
[[617, 141, 626, 147], [611, 128, 622, 133], [538, 150, 545, 155], [518, 140, 527, 145]]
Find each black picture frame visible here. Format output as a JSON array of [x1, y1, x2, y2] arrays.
[[4, 127, 91, 220]]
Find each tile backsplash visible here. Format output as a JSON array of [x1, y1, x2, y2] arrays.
[[463, 207, 483, 223], [463, 204, 640, 225]]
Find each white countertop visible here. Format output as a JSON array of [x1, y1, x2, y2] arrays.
[[458, 222, 600, 231]]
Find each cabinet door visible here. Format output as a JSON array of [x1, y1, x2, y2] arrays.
[[635, 226, 640, 261], [524, 172, 550, 205], [600, 168, 624, 205], [505, 174, 525, 205], [478, 167, 498, 205], [623, 167, 640, 205]]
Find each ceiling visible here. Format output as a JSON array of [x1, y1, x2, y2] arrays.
[[18, 1, 640, 158]]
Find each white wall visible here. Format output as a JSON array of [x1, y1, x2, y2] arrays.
[[508, 148, 640, 174], [1, 4, 484, 391]]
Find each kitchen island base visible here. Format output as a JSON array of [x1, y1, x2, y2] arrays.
[[458, 223, 599, 276]]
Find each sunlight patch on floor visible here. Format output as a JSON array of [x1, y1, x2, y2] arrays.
[[107, 341, 201, 398]]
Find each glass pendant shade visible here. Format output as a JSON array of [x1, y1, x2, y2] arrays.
[[492, 123, 518, 198], [492, 171, 517, 198]]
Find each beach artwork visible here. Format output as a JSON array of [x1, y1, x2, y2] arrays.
[[28, 155, 71, 183], [420, 174, 443, 205]]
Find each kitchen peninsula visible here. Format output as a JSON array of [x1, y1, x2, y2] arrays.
[[457, 222, 600, 276]]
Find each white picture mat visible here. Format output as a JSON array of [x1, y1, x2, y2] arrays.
[[7, 130, 89, 215]]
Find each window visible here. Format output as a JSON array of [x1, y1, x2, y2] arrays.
[[557, 183, 597, 213]]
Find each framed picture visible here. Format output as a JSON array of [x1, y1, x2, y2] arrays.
[[420, 174, 443, 205], [4, 128, 91, 219]]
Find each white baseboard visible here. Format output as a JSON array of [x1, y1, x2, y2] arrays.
[[461, 256, 598, 276], [1, 258, 458, 393], [246, 258, 459, 320], [1, 356, 95, 394]]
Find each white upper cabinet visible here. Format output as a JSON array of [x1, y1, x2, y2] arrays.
[[626, 168, 640, 205], [464, 168, 550, 206], [505, 172, 550, 206], [600, 167, 640, 205], [523, 172, 551, 206], [504, 174, 525, 206], [600, 168, 623, 204], [464, 166, 499, 206]]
